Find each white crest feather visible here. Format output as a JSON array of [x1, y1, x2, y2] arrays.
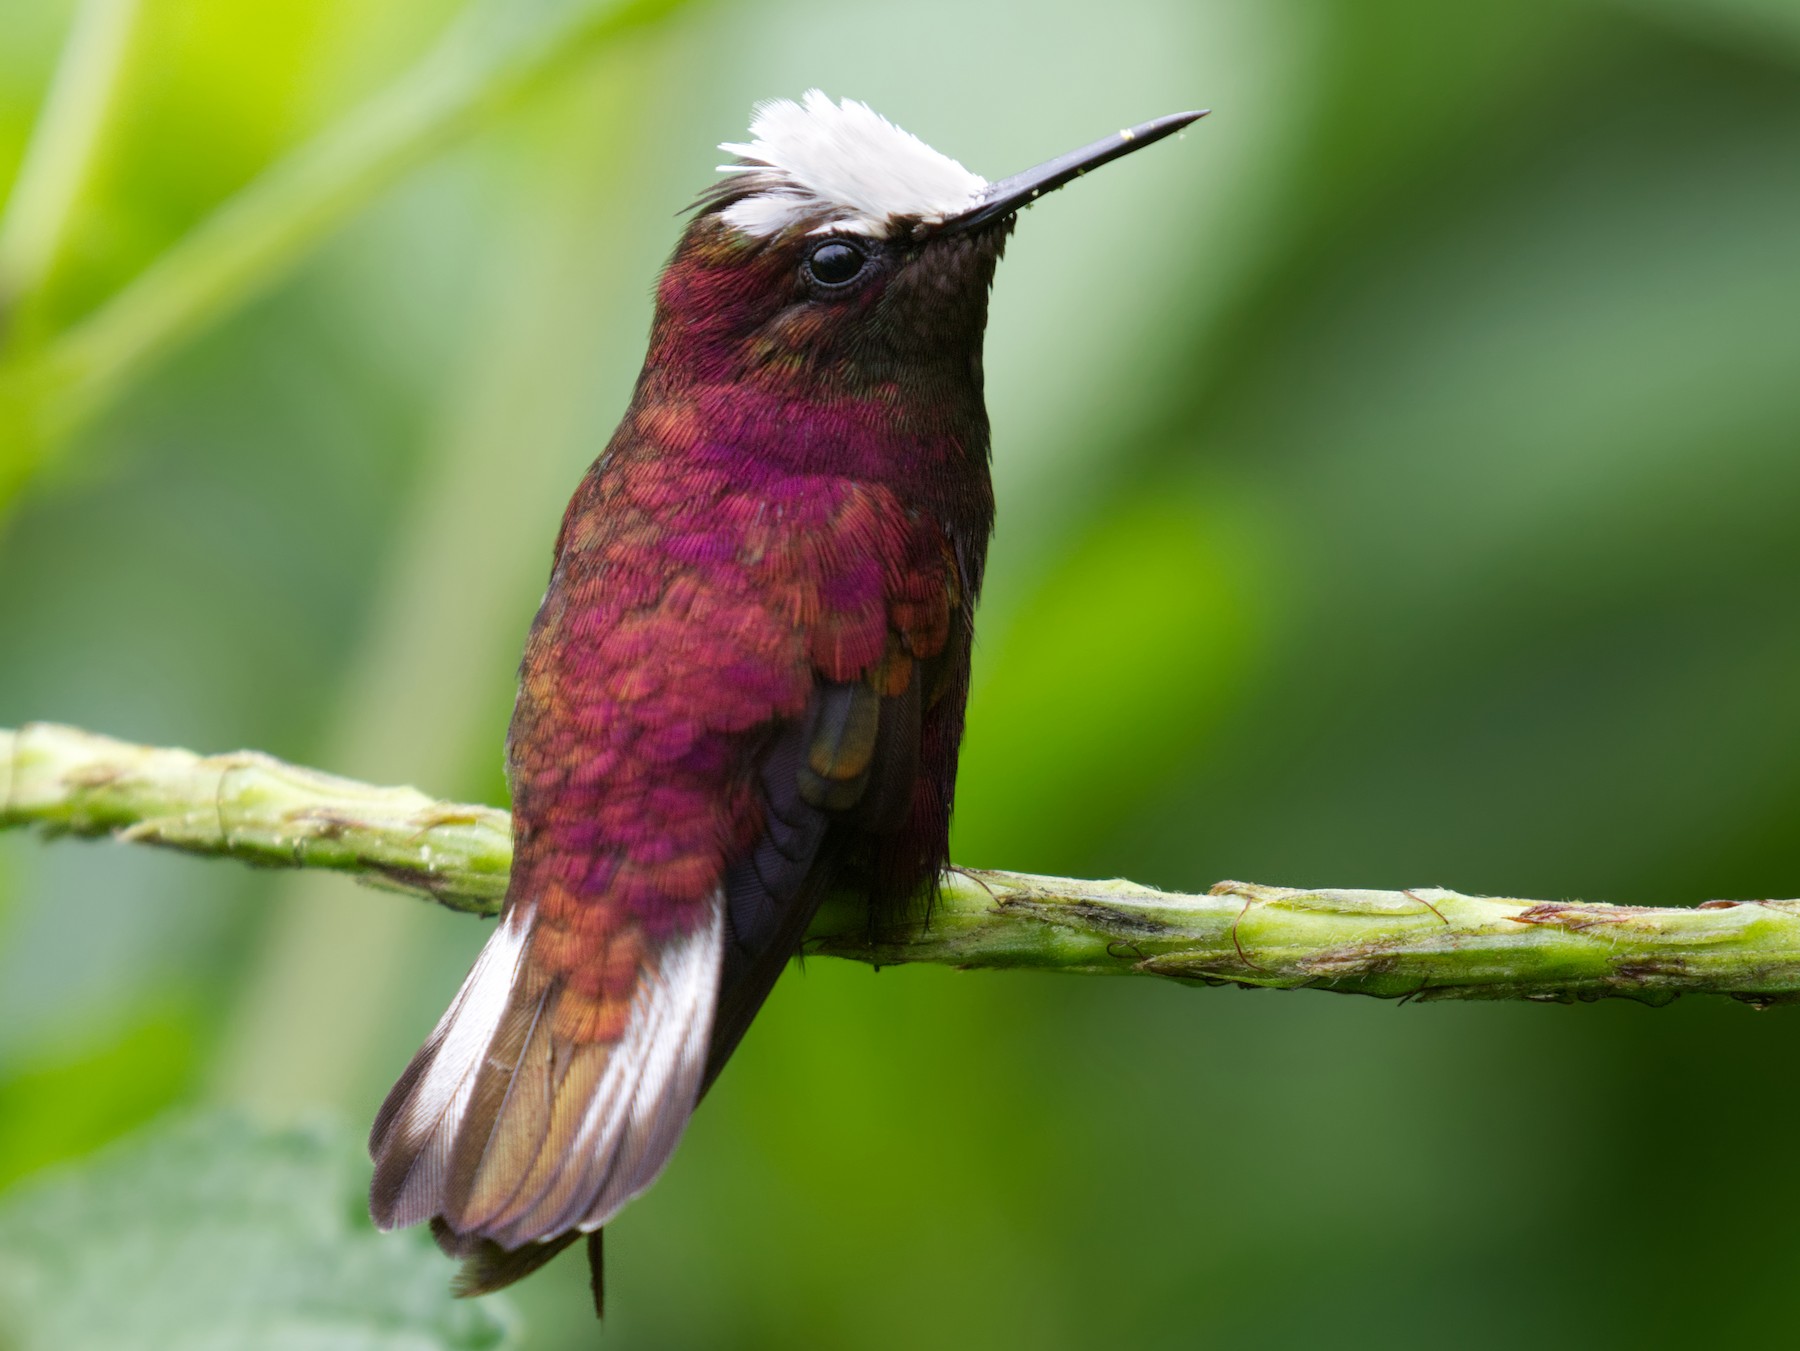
[[717, 90, 988, 238]]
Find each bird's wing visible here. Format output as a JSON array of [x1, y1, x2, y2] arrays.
[[368, 463, 962, 1291], [707, 513, 965, 1086]]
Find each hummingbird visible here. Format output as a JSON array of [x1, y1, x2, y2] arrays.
[[368, 90, 1203, 1309]]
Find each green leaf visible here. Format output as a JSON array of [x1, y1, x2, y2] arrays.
[[0, 1010, 199, 1193], [0, 1111, 516, 1351]]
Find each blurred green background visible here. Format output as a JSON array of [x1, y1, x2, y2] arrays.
[[2, 0, 1799, 1345]]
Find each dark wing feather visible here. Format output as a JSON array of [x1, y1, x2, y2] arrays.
[[706, 667, 924, 1088]]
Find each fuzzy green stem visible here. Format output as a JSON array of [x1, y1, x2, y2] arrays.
[[5, 720, 1796, 1006]]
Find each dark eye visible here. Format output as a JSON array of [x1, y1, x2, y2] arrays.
[[806, 239, 867, 288]]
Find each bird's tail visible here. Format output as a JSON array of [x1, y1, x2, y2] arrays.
[[368, 898, 723, 1298]]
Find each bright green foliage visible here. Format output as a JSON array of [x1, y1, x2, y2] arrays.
[[0, 1011, 198, 1194], [0, 1112, 515, 1351]]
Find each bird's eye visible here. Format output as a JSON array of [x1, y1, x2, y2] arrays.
[[805, 239, 867, 288]]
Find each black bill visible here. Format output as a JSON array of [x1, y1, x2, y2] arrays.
[[937, 109, 1208, 236]]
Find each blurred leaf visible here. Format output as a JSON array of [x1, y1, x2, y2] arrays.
[[0, 0, 147, 354], [1137, 36, 1800, 900], [0, 1010, 198, 1192], [0, 1112, 515, 1351], [0, 0, 699, 521], [954, 484, 1276, 874], [1603, 0, 1800, 64]]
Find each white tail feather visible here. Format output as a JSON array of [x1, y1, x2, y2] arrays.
[[496, 902, 722, 1245], [371, 907, 531, 1231], [370, 897, 724, 1250]]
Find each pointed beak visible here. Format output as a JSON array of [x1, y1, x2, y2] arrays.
[[936, 109, 1208, 237]]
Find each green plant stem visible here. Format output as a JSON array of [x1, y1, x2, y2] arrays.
[[6, 720, 1798, 1006]]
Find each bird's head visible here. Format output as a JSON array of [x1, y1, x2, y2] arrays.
[[644, 92, 1205, 401]]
